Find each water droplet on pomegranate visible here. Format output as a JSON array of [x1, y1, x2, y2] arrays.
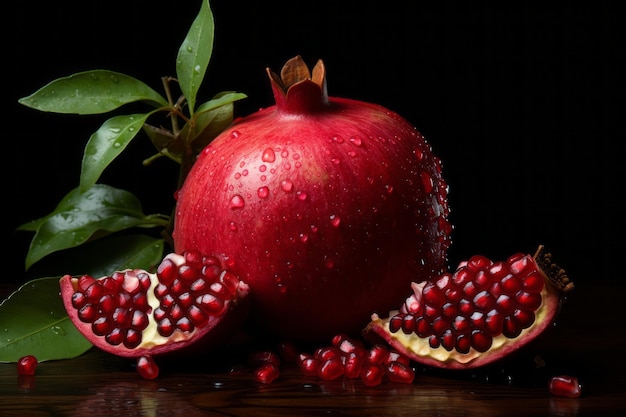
[[231, 130, 241, 138], [311, 224, 318, 233], [299, 233, 309, 243], [257, 186, 270, 199], [330, 215, 341, 227], [230, 195, 245, 209], [262, 148, 276, 163], [330, 157, 340, 165], [420, 171, 434, 193], [228, 221, 238, 231], [324, 257, 335, 269], [332, 135, 344, 144], [281, 179, 294, 192], [385, 185, 394, 194], [297, 191, 308, 201]]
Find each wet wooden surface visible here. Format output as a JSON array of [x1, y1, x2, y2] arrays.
[[1, 282, 625, 416]]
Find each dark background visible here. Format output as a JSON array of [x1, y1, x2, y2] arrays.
[[8, 1, 623, 288]]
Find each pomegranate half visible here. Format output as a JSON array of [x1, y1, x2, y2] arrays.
[[173, 56, 452, 342], [364, 245, 574, 370]]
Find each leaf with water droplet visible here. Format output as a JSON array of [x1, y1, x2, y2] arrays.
[[18, 70, 168, 115], [176, 0, 214, 115], [17, 184, 169, 270], [0, 277, 91, 362], [80, 113, 152, 191]]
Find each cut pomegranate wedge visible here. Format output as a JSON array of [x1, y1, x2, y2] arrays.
[[364, 245, 573, 370], [60, 251, 250, 359]]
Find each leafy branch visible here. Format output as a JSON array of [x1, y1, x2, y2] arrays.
[[15, 0, 246, 272]]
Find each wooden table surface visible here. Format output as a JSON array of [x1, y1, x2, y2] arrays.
[[1, 282, 625, 416]]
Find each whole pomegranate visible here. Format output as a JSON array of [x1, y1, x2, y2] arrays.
[[173, 56, 452, 342]]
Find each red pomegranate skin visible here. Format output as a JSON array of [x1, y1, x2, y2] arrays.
[[173, 57, 451, 342]]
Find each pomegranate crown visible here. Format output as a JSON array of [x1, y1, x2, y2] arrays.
[[266, 55, 330, 114]]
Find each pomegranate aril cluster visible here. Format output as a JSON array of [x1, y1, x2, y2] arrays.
[[297, 334, 415, 386], [71, 270, 153, 349], [153, 251, 238, 337], [70, 250, 237, 349], [390, 253, 545, 354]]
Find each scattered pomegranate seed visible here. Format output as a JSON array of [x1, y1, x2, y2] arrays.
[[136, 356, 159, 379], [17, 355, 38, 376], [549, 375, 582, 398], [255, 362, 280, 384], [294, 334, 415, 386]]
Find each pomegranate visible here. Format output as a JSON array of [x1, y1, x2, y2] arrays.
[[60, 250, 249, 370], [173, 56, 452, 342], [364, 245, 574, 370]]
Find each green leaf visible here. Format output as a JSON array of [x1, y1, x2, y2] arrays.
[[176, 0, 214, 115], [18, 70, 169, 115], [19, 185, 170, 270], [0, 237, 164, 362], [80, 113, 153, 192], [0, 277, 92, 362], [175, 91, 246, 154], [29, 234, 166, 278]]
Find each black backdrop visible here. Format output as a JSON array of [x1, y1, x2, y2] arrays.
[[8, 1, 623, 287]]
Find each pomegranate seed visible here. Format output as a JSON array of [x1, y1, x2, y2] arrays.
[[317, 357, 344, 380], [466, 255, 491, 271], [386, 350, 411, 367], [470, 329, 493, 352], [78, 304, 98, 322], [361, 363, 385, 386], [77, 275, 96, 292], [386, 361, 415, 384], [71, 291, 88, 309], [136, 356, 159, 379], [515, 290, 542, 310], [255, 363, 280, 384], [549, 375, 582, 398], [124, 329, 143, 349], [367, 345, 389, 365], [523, 272, 545, 292], [178, 264, 198, 282], [196, 293, 225, 314], [92, 317, 113, 336], [297, 353, 319, 376], [314, 346, 342, 363], [500, 274, 522, 294], [343, 351, 365, 379], [422, 283, 445, 307], [187, 305, 209, 326], [389, 315, 403, 333], [157, 258, 178, 285], [17, 355, 38, 376]]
